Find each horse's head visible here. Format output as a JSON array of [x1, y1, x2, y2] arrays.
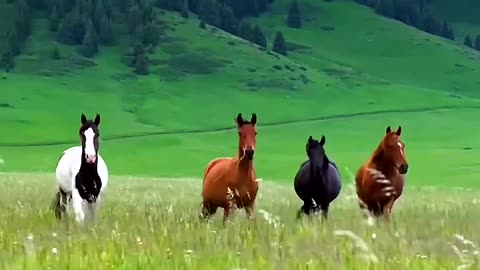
[[382, 126, 408, 175], [306, 135, 327, 178], [79, 113, 101, 165], [235, 113, 257, 160]]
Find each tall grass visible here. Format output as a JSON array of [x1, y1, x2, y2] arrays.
[[0, 172, 479, 269]]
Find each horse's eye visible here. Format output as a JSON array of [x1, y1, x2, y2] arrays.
[[255, 132, 258, 135], [238, 132, 241, 136]]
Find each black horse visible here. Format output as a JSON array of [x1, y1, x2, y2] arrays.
[[294, 135, 342, 219]]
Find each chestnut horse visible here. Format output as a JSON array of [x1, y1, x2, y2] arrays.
[[201, 113, 259, 223], [355, 126, 408, 220]]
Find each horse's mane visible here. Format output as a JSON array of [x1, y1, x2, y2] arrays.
[[369, 133, 395, 164]]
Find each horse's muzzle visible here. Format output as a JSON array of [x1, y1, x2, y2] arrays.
[[87, 194, 97, 203], [398, 164, 409, 175], [244, 149, 255, 160], [85, 154, 97, 164]]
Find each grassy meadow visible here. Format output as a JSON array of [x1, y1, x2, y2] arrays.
[[1, 173, 480, 269], [1, 0, 480, 268]]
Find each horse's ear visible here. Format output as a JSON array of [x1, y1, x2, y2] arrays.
[[251, 113, 257, 125], [308, 135, 313, 144], [320, 135, 326, 146], [396, 126, 402, 136], [81, 113, 87, 124], [235, 113, 243, 126], [94, 114, 101, 126], [386, 126, 391, 134]]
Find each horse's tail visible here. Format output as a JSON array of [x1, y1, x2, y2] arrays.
[[51, 189, 66, 220]]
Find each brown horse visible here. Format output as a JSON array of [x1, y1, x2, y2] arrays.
[[201, 113, 259, 223], [355, 126, 408, 220]]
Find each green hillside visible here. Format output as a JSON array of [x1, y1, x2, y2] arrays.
[[1, 0, 480, 187]]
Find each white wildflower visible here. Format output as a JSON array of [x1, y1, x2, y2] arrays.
[[334, 230, 378, 264]]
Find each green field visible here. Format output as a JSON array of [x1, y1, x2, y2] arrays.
[[1, 0, 480, 268], [1, 0, 480, 185], [1, 173, 480, 269]]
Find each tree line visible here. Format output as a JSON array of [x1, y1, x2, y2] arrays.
[[0, 0, 32, 71], [354, 0, 457, 41]]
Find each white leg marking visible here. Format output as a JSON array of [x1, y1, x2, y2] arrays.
[[72, 189, 85, 224]]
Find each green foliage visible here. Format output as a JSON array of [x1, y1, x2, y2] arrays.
[[99, 16, 115, 46], [51, 46, 61, 59], [138, 22, 160, 47], [237, 20, 253, 42], [218, 4, 237, 34], [272, 31, 287, 55], [287, 0, 301, 28], [5, 28, 20, 56], [374, 0, 394, 18], [57, 9, 85, 45], [49, 6, 60, 32], [474, 35, 480, 51], [197, 0, 220, 26], [79, 20, 99, 57], [127, 4, 141, 33], [199, 20, 206, 29], [253, 25, 267, 48], [134, 52, 149, 75], [94, 0, 106, 29], [0, 49, 15, 71], [464, 34, 472, 48]]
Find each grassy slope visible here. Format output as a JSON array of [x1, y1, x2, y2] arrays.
[[0, 1, 480, 187]]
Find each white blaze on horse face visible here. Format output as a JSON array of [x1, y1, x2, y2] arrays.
[[84, 128, 97, 163], [397, 142, 405, 158]]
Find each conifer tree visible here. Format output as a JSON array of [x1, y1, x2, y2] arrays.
[[79, 20, 99, 57], [0, 49, 15, 72], [99, 17, 115, 45], [253, 25, 267, 48], [287, 0, 301, 28], [134, 52, 150, 75], [464, 35, 473, 48], [49, 6, 61, 32], [272, 31, 287, 55], [474, 35, 480, 51]]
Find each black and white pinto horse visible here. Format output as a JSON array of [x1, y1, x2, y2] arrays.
[[51, 113, 109, 224], [294, 135, 342, 219]]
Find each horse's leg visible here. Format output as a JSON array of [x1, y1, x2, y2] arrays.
[[59, 190, 68, 219], [52, 189, 67, 220], [320, 203, 329, 221], [223, 206, 232, 224], [71, 188, 85, 224], [297, 199, 313, 219], [244, 204, 255, 220], [382, 197, 395, 221], [200, 201, 217, 220], [87, 196, 101, 223]]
